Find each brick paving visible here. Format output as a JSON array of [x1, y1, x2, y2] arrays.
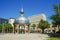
[[0, 33, 48, 40]]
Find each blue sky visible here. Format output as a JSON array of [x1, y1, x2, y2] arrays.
[[0, 0, 60, 22]]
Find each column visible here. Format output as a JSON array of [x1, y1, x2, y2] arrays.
[[18, 25, 20, 33], [16, 24, 19, 33], [23, 25, 25, 33], [13, 24, 14, 33], [28, 25, 30, 33], [13, 24, 15, 34]]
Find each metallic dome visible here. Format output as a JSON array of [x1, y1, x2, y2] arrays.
[[15, 16, 30, 24], [14, 8, 30, 25]]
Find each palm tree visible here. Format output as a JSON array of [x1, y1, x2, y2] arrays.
[[31, 24, 36, 33], [50, 4, 60, 31], [38, 20, 49, 33], [0, 24, 2, 32], [4, 22, 13, 33], [31, 24, 36, 29]]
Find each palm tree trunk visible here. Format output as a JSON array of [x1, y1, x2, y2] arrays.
[[57, 25, 60, 31], [41, 28, 44, 33], [54, 27, 56, 34]]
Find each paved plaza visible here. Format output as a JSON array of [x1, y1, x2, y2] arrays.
[[0, 33, 48, 40]]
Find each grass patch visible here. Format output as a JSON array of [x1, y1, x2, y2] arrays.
[[48, 36, 60, 40]]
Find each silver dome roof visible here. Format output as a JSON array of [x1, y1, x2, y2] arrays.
[[14, 8, 30, 25], [15, 16, 30, 24]]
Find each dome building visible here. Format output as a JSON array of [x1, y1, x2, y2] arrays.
[[13, 8, 30, 33]]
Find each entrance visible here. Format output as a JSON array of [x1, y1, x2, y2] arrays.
[[20, 26, 25, 33]]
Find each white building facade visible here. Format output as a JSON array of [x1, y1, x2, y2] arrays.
[[9, 18, 15, 27], [28, 14, 46, 25]]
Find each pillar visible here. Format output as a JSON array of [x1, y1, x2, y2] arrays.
[[28, 25, 30, 33], [16, 24, 19, 33], [23, 25, 25, 33], [13, 24, 15, 34], [18, 25, 20, 33]]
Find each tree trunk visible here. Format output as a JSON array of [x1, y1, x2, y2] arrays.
[[41, 28, 44, 33], [54, 27, 56, 34], [58, 25, 60, 31]]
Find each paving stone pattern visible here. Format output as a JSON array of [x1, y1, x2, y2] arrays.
[[0, 33, 48, 40]]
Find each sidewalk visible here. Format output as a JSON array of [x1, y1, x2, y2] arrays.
[[0, 33, 48, 40]]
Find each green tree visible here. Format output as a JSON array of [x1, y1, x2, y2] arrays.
[[38, 20, 50, 33], [4, 22, 13, 33], [50, 4, 60, 30], [0, 24, 2, 32], [31, 24, 36, 29]]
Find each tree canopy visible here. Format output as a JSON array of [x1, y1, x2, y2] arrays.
[[50, 4, 60, 26], [0, 24, 2, 32], [37, 19, 49, 33], [31, 24, 36, 29], [38, 20, 49, 29]]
